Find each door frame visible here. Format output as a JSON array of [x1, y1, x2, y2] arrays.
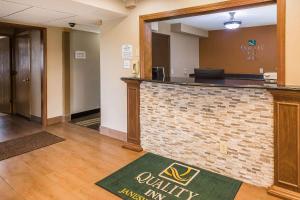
[[139, 0, 286, 85], [0, 22, 47, 127], [0, 35, 11, 113]]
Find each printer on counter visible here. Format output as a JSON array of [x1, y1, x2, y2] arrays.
[[264, 72, 277, 83]]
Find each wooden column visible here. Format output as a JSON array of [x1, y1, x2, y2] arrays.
[[268, 90, 300, 200], [122, 79, 143, 152]]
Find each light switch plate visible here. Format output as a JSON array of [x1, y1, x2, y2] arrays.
[[220, 142, 228, 155], [259, 68, 264, 74]]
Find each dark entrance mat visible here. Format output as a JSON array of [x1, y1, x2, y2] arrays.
[[72, 116, 100, 131], [0, 131, 65, 161], [96, 153, 242, 200]]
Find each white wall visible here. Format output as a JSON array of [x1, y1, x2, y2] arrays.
[[157, 22, 199, 77], [30, 30, 42, 117], [70, 30, 100, 114], [286, 0, 300, 85], [100, 0, 225, 133]]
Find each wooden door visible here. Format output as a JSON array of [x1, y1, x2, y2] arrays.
[[15, 36, 31, 119], [152, 32, 170, 78], [0, 36, 11, 114]]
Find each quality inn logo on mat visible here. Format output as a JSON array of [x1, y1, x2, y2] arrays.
[[159, 163, 200, 186], [96, 153, 242, 200]]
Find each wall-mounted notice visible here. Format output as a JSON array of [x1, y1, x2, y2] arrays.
[[122, 44, 133, 60], [75, 51, 86, 59], [123, 60, 131, 69]]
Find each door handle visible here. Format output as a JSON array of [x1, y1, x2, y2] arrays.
[[22, 78, 30, 82]]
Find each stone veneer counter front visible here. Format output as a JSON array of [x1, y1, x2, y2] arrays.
[[140, 81, 274, 187]]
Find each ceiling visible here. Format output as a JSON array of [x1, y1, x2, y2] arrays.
[[165, 4, 277, 31], [0, 1, 276, 33], [0, 0, 128, 33]]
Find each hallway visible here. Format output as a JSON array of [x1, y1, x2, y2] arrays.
[[71, 112, 100, 131]]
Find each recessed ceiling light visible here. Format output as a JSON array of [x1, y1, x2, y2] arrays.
[[224, 12, 242, 30]]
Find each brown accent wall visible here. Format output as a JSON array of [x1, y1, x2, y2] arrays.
[[199, 25, 277, 74]]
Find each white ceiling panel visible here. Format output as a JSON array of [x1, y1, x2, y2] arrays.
[[0, 0, 32, 17], [46, 15, 102, 33], [2, 0, 126, 19], [0, 0, 127, 33], [165, 4, 277, 31], [3, 7, 74, 24]]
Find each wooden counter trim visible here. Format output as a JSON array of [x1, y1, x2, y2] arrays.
[[139, 20, 152, 79], [140, 0, 275, 21], [122, 79, 143, 152], [268, 89, 300, 200], [268, 186, 300, 200], [277, 0, 286, 85]]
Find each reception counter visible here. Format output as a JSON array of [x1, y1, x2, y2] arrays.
[[122, 76, 300, 91], [122, 77, 300, 199]]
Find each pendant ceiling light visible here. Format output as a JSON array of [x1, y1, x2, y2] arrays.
[[224, 12, 242, 30]]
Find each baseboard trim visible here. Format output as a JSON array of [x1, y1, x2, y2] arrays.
[[63, 115, 71, 122], [47, 116, 63, 126], [122, 142, 143, 152], [15, 113, 30, 120], [268, 185, 300, 200], [31, 115, 42, 123], [100, 126, 127, 142], [71, 108, 100, 119]]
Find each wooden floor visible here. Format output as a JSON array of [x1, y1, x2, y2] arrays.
[[0, 115, 42, 142], [0, 116, 281, 200]]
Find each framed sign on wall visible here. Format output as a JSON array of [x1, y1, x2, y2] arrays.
[[75, 51, 86, 59]]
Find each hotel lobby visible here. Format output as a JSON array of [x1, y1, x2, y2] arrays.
[[0, 0, 300, 200]]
